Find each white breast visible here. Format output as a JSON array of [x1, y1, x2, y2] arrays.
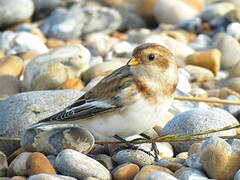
[[81, 94, 173, 141]]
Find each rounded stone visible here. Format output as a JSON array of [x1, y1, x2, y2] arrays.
[[0, 151, 8, 177], [55, 149, 111, 180], [0, 0, 34, 28], [234, 169, 240, 180], [46, 39, 66, 49], [21, 126, 95, 155], [59, 78, 84, 90], [147, 171, 177, 180], [229, 61, 240, 78], [154, 158, 184, 172], [134, 165, 173, 180], [214, 33, 240, 69], [23, 44, 90, 91], [10, 176, 26, 180], [0, 90, 84, 156], [225, 9, 240, 23], [200, 137, 240, 180], [188, 143, 203, 156], [94, 154, 116, 172], [178, 168, 208, 180], [7, 152, 32, 177], [112, 163, 139, 180], [226, 77, 240, 93], [28, 174, 77, 180], [161, 108, 239, 153], [0, 56, 23, 77], [21, 52, 39, 61], [186, 49, 221, 76], [201, 2, 235, 22], [0, 31, 48, 56], [0, 75, 21, 98], [115, 149, 154, 167], [154, 0, 198, 25], [26, 152, 56, 176], [136, 0, 159, 18]]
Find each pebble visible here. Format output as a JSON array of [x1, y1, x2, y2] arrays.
[[147, 171, 177, 180], [59, 78, 84, 90], [7, 152, 32, 177], [46, 39, 66, 49], [21, 126, 95, 155], [234, 169, 240, 180], [144, 34, 195, 59], [185, 154, 203, 170], [226, 22, 240, 40], [188, 143, 202, 156], [214, 33, 240, 69], [26, 152, 56, 176], [55, 149, 111, 180], [42, 4, 121, 40], [200, 137, 240, 180], [0, 0, 34, 28], [229, 61, 240, 78], [177, 68, 191, 94], [0, 90, 84, 156], [112, 163, 139, 180], [201, 2, 235, 22], [161, 107, 239, 153], [0, 56, 23, 78], [154, 0, 198, 25], [136, 0, 159, 19], [223, 95, 240, 115], [226, 77, 240, 93], [0, 51, 4, 59], [0, 75, 21, 98], [28, 174, 77, 180], [134, 165, 173, 180], [154, 158, 184, 172], [115, 3, 146, 31], [0, 152, 8, 177], [81, 61, 125, 84], [178, 17, 202, 33], [0, 31, 48, 56], [93, 154, 116, 171], [186, 49, 221, 76], [20, 52, 39, 61], [189, 34, 212, 51], [225, 9, 240, 23], [178, 168, 208, 180], [10, 176, 26, 180], [23, 44, 90, 91], [115, 149, 154, 167]]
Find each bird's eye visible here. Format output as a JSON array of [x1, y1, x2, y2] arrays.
[[148, 54, 155, 61]]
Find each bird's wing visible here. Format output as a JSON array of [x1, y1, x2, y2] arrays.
[[29, 65, 135, 128]]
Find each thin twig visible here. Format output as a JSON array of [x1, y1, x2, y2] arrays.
[[174, 96, 240, 105]]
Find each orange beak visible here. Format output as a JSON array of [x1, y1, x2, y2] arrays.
[[127, 57, 139, 66]]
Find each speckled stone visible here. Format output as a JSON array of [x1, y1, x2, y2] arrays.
[[55, 149, 111, 180], [161, 108, 239, 153], [0, 90, 84, 156]]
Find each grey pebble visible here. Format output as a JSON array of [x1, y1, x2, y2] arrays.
[[115, 149, 154, 167], [161, 108, 239, 153], [42, 3, 121, 40], [0, 0, 34, 28], [56, 149, 111, 180], [147, 171, 177, 180], [223, 95, 240, 116], [185, 154, 203, 170], [178, 168, 209, 180], [0, 90, 84, 156], [28, 174, 77, 180]]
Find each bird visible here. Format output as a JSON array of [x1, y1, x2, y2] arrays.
[[28, 43, 178, 142]]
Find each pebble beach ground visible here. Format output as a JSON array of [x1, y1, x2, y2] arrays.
[[0, 0, 240, 179]]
